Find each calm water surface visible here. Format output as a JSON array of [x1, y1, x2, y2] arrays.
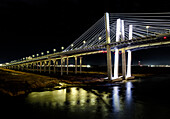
[[1, 77, 170, 119]]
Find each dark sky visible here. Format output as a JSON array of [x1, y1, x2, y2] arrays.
[[0, 0, 170, 65]]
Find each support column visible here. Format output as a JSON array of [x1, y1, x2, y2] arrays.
[[126, 25, 133, 78], [121, 20, 126, 79], [40, 61, 42, 73], [61, 56, 63, 76], [53, 59, 56, 74], [44, 61, 46, 72], [33, 62, 35, 72], [80, 57, 82, 74], [126, 50, 132, 78], [105, 12, 112, 80], [66, 57, 69, 75], [18, 65, 20, 70], [22, 65, 24, 71], [37, 62, 39, 72], [48, 59, 51, 74], [27, 64, 29, 71], [75, 56, 77, 74], [56, 60, 58, 72], [114, 18, 121, 79]]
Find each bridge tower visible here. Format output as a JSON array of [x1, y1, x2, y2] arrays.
[[114, 18, 121, 79], [121, 20, 126, 79], [126, 25, 133, 78], [105, 12, 112, 80]]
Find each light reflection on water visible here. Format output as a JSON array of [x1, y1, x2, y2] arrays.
[[24, 81, 170, 119]]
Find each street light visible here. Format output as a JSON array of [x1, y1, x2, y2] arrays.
[[61, 46, 64, 50], [98, 36, 102, 40], [146, 26, 150, 36], [47, 51, 49, 54], [83, 40, 86, 44], [53, 49, 56, 53], [36, 54, 39, 57], [41, 52, 44, 55], [32, 55, 35, 58]]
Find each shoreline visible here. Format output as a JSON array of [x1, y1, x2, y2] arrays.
[[0, 68, 149, 96]]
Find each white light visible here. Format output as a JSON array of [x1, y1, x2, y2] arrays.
[[37, 54, 39, 57], [114, 48, 119, 79], [98, 37, 102, 40], [116, 19, 121, 42], [83, 40, 86, 44], [87, 65, 91, 68], [61, 47, 64, 50], [41, 52, 44, 55], [47, 51, 49, 54], [146, 26, 150, 29], [126, 50, 132, 78], [129, 25, 133, 40], [53, 49, 56, 52], [71, 44, 74, 47], [32, 55, 35, 57]]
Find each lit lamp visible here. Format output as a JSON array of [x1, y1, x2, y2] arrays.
[[83, 40, 86, 44], [47, 51, 49, 54], [36, 54, 39, 57], [41, 52, 44, 55], [32, 55, 35, 58], [61, 46, 64, 50], [98, 37, 102, 40], [53, 49, 56, 53], [146, 26, 150, 36]]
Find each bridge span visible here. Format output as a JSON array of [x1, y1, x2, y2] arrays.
[[2, 12, 170, 80]]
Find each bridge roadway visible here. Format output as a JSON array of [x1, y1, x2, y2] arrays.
[[3, 32, 170, 77]]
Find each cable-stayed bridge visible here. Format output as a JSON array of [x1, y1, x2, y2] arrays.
[[2, 12, 170, 80]]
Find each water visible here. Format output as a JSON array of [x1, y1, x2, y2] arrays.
[[1, 77, 170, 119]]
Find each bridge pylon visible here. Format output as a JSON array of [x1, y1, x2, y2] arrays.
[[105, 12, 112, 80]]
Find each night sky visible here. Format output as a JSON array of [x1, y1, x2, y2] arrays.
[[1, 0, 170, 65]]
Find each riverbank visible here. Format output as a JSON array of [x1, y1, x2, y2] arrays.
[[0, 68, 60, 96], [0, 68, 151, 96], [0, 68, 121, 96]]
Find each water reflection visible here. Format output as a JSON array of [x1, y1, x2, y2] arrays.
[[113, 86, 120, 112], [25, 81, 169, 119], [126, 82, 133, 104]]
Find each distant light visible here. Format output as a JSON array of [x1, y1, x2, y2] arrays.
[[41, 52, 44, 55], [71, 44, 74, 47], [0, 64, 2, 66], [53, 49, 56, 52], [47, 51, 49, 54], [163, 36, 167, 39], [83, 41, 86, 44], [36, 54, 39, 57], [87, 65, 91, 68], [146, 26, 150, 29], [98, 37, 102, 40], [61, 46, 64, 50], [32, 55, 35, 57]]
